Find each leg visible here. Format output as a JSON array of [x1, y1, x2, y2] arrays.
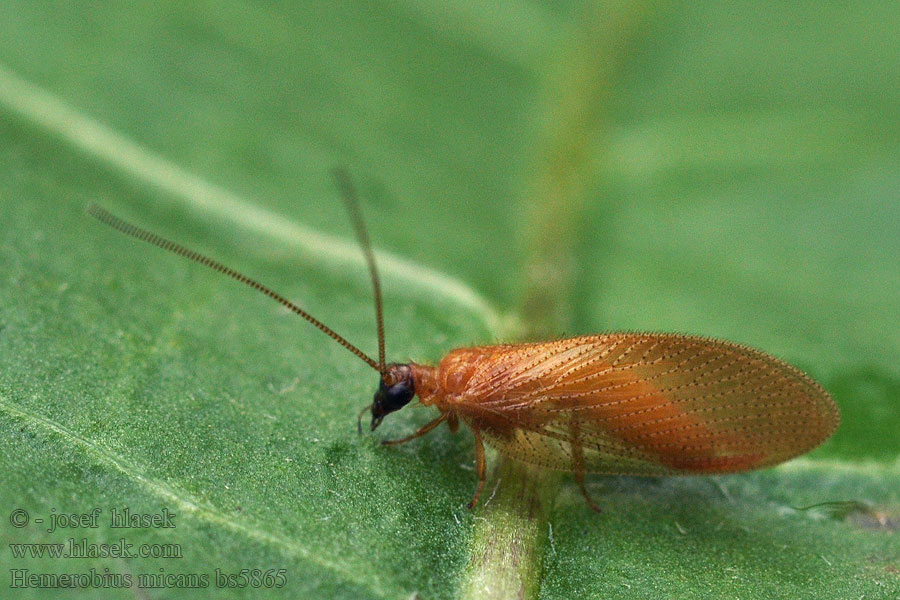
[[574, 470, 602, 514], [570, 420, 602, 513], [381, 413, 447, 446], [467, 428, 486, 509]]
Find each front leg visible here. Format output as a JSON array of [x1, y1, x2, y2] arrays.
[[381, 413, 448, 446]]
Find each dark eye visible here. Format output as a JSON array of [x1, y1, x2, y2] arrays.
[[384, 381, 413, 410], [372, 365, 416, 424]]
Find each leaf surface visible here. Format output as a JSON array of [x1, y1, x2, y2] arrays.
[[1, 2, 897, 599]]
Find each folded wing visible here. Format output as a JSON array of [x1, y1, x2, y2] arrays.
[[447, 334, 839, 475]]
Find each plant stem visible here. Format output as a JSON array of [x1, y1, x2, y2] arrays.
[[459, 2, 653, 599], [459, 460, 558, 600]]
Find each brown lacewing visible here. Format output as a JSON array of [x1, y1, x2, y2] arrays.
[[89, 170, 840, 511]]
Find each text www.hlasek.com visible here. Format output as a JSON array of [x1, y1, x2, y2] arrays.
[[10, 538, 183, 559]]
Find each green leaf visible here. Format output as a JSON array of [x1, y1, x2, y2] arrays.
[[1, 2, 898, 599]]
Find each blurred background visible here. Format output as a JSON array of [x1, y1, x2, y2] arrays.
[[1, 2, 898, 598]]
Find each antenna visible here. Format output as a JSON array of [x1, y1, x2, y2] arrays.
[[331, 168, 387, 375], [87, 203, 381, 372]]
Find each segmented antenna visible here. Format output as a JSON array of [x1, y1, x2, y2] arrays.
[[87, 203, 381, 372], [331, 168, 387, 375]]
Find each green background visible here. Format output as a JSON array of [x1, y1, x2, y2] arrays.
[[1, 2, 897, 599]]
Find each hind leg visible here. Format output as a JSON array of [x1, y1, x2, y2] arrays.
[[570, 420, 602, 513], [467, 427, 486, 509], [574, 470, 602, 513]]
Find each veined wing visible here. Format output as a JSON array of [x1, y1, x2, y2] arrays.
[[447, 334, 839, 475]]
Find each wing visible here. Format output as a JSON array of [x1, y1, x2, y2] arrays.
[[442, 334, 839, 475]]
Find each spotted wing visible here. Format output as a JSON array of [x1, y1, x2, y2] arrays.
[[446, 334, 839, 475]]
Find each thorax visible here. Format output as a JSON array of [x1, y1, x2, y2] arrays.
[[409, 345, 513, 409]]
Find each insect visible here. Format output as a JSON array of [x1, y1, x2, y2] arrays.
[[89, 170, 840, 511]]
